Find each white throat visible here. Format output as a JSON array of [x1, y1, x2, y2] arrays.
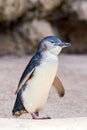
[[49, 46, 62, 55]]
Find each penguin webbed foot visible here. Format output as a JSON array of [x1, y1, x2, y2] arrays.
[[13, 110, 27, 117], [31, 113, 51, 120]]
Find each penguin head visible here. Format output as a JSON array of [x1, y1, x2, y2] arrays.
[[37, 36, 71, 55]]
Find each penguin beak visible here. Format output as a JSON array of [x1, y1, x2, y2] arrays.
[[58, 42, 71, 48]]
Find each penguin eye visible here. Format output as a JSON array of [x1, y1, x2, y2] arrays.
[[50, 40, 55, 43]]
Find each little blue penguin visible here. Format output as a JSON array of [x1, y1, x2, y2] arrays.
[[12, 36, 71, 119]]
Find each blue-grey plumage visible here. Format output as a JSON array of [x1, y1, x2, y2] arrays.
[[12, 36, 71, 119]]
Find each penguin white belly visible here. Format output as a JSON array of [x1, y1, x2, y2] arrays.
[[22, 55, 58, 113]]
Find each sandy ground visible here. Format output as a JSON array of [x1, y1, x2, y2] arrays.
[[0, 54, 87, 119]]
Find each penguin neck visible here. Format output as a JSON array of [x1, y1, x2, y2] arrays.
[[41, 50, 58, 59], [40, 50, 58, 67]]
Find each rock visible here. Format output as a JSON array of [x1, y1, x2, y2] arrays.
[[14, 19, 55, 54], [0, 0, 87, 55], [3, 19, 55, 55], [0, 0, 36, 22], [29, 19, 55, 43], [0, 0, 64, 22], [38, 0, 63, 11], [63, 0, 87, 20], [71, 1, 87, 20]]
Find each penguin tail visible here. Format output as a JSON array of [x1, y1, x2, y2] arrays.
[[12, 93, 27, 117]]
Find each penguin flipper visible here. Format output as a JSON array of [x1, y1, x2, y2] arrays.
[[53, 76, 65, 97], [15, 68, 35, 94], [15, 53, 42, 94]]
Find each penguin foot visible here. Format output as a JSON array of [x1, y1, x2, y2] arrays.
[[31, 113, 51, 120], [13, 110, 27, 117], [35, 112, 39, 116], [13, 111, 21, 117]]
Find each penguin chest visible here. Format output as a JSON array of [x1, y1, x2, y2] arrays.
[[22, 56, 58, 113]]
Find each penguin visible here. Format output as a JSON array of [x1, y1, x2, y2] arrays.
[[12, 36, 71, 119]]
